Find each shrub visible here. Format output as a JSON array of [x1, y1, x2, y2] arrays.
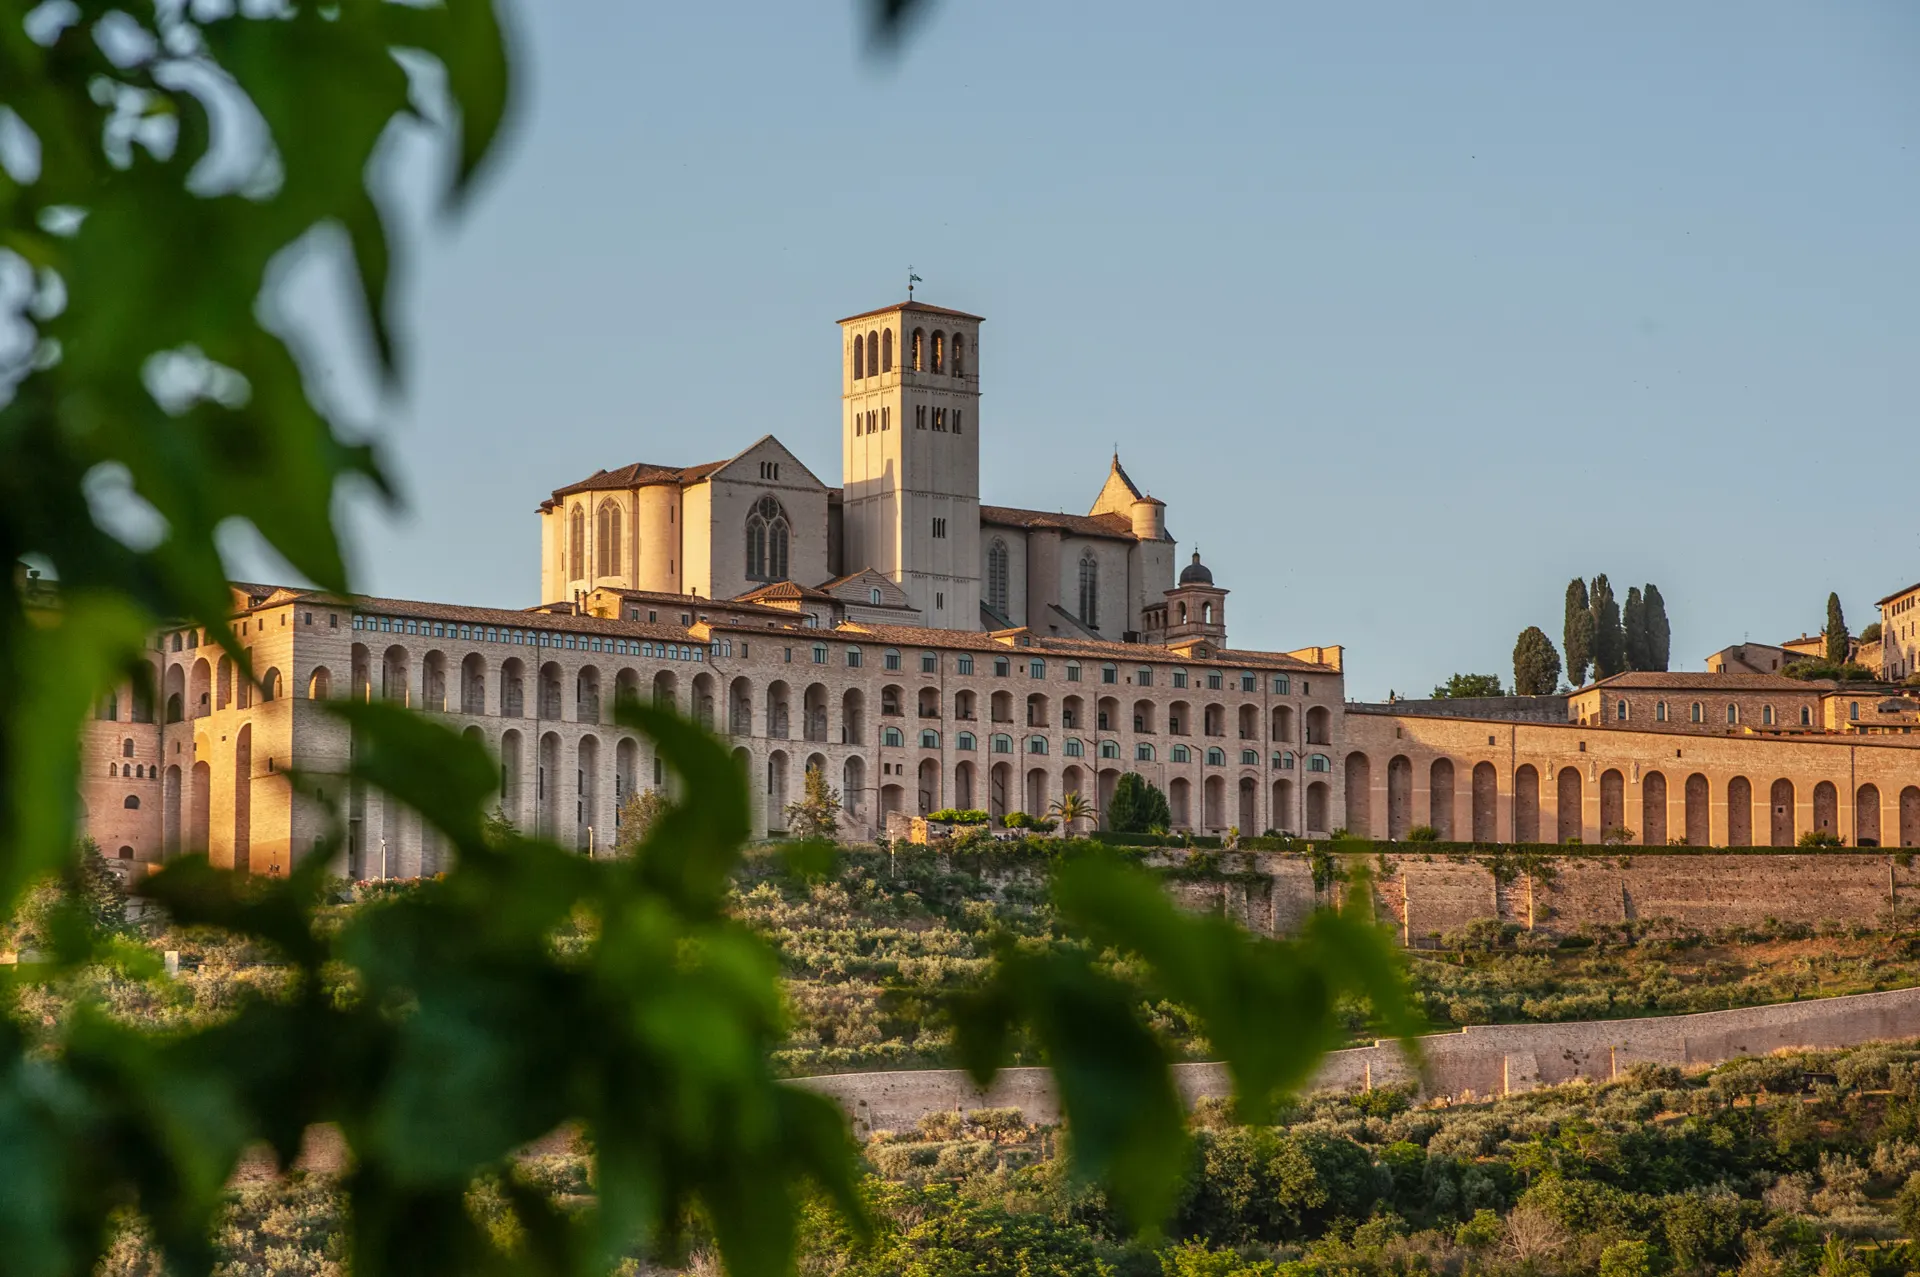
[[1405, 825, 1439, 843], [928, 809, 989, 825], [1799, 830, 1845, 848]]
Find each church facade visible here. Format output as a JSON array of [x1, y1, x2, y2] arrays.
[[72, 295, 1920, 876]]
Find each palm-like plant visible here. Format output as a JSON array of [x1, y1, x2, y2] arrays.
[[1049, 790, 1095, 832]]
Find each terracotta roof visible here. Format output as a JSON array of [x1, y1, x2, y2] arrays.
[[538, 461, 701, 508], [837, 299, 985, 324], [734, 581, 838, 604], [1877, 582, 1920, 606], [1582, 671, 1831, 692], [980, 505, 1137, 541]]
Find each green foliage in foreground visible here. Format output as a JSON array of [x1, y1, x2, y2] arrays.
[[1432, 674, 1506, 700], [0, 3, 1419, 1272], [93, 1037, 1920, 1276]]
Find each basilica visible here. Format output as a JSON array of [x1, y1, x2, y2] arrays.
[[74, 296, 1920, 877]]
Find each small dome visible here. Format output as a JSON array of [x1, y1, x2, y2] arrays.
[[1179, 551, 1213, 586]]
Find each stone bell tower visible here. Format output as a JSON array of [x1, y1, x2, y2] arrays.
[[838, 299, 984, 630]]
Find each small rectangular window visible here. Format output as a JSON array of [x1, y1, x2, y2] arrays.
[[958, 654, 974, 675], [921, 653, 937, 673]]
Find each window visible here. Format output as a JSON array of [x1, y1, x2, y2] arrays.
[[853, 334, 865, 378], [1064, 738, 1084, 757], [1173, 669, 1188, 689], [1101, 663, 1117, 684], [1655, 701, 1668, 722], [1029, 659, 1045, 679], [1308, 753, 1330, 772], [915, 405, 927, 429], [932, 517, 946, 538], [1616, 699, 1628, 722], [812, 644, 827, 664], [991, 734, 1013, 754], [994, 657, 1010, 677], [1077, 553, 1099, 628], [1136, 742, 1155, 761], [1206, 748, 1226, 766], [122, 738, 135, 758], [1206, 671, 1223, 690], [1690, 702, 1703, 723], [921, 730, 940, 749], [124, 795, 140, 809], [921, 653, 937, 673], [744, 494, 790, 581], [1762, 704, 1775, 726], [1171, 744, 1191, 762], [986, 539, 1009, 615], [847, 647, 863, 668], [911, 328, 924, 370], [953, 410, 963, 435], [957, 732, 976, 751], [1726, 704, 1738, 725], [885, 649, 902, 671], [881, 328, 893, 371], [935, 592, 944, 610], [958, 655, 974, 675], [932, 330, 945, 372], [1137, 667, 1153, 687], [882, 726, 904, 747], [1027, 736, 1048, 755], [1241, 749, 1258, 765], [1272, 675, 1290, 694], [1066, 662, 1081, 683], [952, 333, 965, 376], [757, 460, 781, 480], [1277, 751, 1295, 769], [569, 505, 585, 579], [1801, 706, 1812, 726], [1099, 740, 1121, 759], [870, 587, 882, 605], [933, 407, 946, 431], [1240, 673, 1257, 693], [1850, 701, 1861, 721]]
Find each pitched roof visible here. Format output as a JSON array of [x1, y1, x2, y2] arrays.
[[538, 461, 708, 510], [980, 505, 1137, 541], [1582, 671, 1831, 692], [837, 299, 985, 324], [1877, 582, 1920, 606]]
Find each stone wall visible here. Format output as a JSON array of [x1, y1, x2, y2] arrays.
[[793, 985, 1920, 1135]]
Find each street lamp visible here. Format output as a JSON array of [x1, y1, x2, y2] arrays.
[[379, 836, 387, 881]]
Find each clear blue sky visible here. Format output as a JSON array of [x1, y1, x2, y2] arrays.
[[254, 1, 1920, 700]]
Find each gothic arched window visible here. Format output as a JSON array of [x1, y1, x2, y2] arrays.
[[1077, 553, 1098, 628], [867, 330, 879, 376], [568, 505, 586, 579], [986, 539, 1009, 616], [595, 499, 622, 579], [745, 494, 790, 582], [881, 328, 893, 372]]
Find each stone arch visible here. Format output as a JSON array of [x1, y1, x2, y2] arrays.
[[500, 658, 526, 718], [766, 680, 791, 739], [577, 735, 601, 851], [189, 760, 210, 853], [804, 683, 830, 742], [1902, 786, 1920, 848], [351, 643, 372, 703], [1170, 776, 1192, 828], [1238, 775, 1257, 833], [1272, 704, 1295, 742], [844, 755, 868, 819], [1513, 764, 1540, 842], [1427, 758, 1454, 840], [1131, 699, 1155, 734], [460, 653, 487, 714], [163, 764, 181, 855], [728, 676, 754, 736], [1305, 705, 1330, 745], [1204, 774, 1226, 830], [1684, 773, 1709, 846], [500, 729, 524, 827], [1769, 778, 1795, 847], [614, 736, 639, 815], [1556, 766, 1583, 843], [1642, 771, 1667, 845], [951, 758, 973, 812], [576, 666, 603, 724], [1343, 752, 1371, 837], [232, 723, 252, 873], [421, 651, 447, 712], [1238, 704, 1259, 740], [1306, 781, 1330, 834], [1727, 776, 1753, 847], [766, 750, 790, 836], [1812, 781, 1838, 841], [614, 667, 642, 713], [652, 668, 677, 712], [1272, 777, 1295, 833], [381, 646, 409, 706], [538, 732, 561, 840], [1471, 762, 1496, 841], [1857, 784, 1882, 846], [164, 664, 186, 722], [216, 653, 234, 710], [841, 688, 865, 745], [989, 761, 1012, 822], [308, 665, 333, 701], [190, 657, 212, 718], [690, 671, 716, 729], [1600, 768, 1625, 837], [1024, 767, 1048, 819], [1386, 754, 1412, 840], [537, 662, 564, 719]]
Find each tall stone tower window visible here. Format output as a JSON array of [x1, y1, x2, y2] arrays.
[[595, 500, 622, 579], [910, 328, 924, 371], [745, 495, 790, 582], [881, 328, 893, 371], [853, 337, 864, 379], [986, 539, 1009, 615], [1077, 553, 1099, 629], [953, 334, 966, 376], [931, 331, 945, 373], [568, 506, 585, 579]]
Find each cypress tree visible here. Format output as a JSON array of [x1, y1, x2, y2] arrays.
[[1564, 578, 1593, 687], [1512, 626, 1562, 696], [1645, 583, 1671, 671], [1826, 593, 1849, 665], [1622, 586, 1648, 671], [1589, 574, 1625, 678]]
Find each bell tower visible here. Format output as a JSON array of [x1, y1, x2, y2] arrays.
[[838, 299, 984, 630]]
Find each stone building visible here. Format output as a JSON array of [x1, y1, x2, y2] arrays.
[[1881, 581, 1920, 682], [71, 292, 1920, 872]]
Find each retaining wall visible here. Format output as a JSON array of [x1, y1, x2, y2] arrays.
[[793, 985, 1920, 1136]]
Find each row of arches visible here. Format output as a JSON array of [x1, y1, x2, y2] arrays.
[[1344, 752, 1920, 847], [159, 658, 285, 723], [852, 326, 971, 379]]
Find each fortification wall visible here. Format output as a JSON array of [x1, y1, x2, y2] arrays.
[[793, 986, 1920, 1135]]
